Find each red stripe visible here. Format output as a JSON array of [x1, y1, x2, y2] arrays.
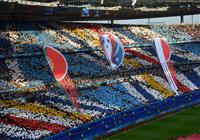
[[161, 39, 171, 61], [167, 62, 191, 93], [83, 24, 100, 33], [0, 118, 16, 126], [3, 115, 67, 133], [125, 48, 160, 65]]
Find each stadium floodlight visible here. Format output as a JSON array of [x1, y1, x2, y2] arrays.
[[101, 0, 104, 5], [132, 0, 137, 6]]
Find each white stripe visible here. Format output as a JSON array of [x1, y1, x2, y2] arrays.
[[5, 59, 25, 88], [153, 75, 177, 94], [162, 62, 178, 94], [120, 82, 148, 102], [114, 28, 136, 45], [139, 83, 164, 100], [154, 39, 167, 63], [46, 100, 102, 117], [43, 91, 117, 111], [176, 72, 198, 91], [134, 57, 151, 66], [0, 123, 50, 139], [194, 67, 200, 77], [175, 48, 200, 61]]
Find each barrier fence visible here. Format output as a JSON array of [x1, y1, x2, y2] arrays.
[[1, 41, 200, 59], [46, 90, 200, 140]]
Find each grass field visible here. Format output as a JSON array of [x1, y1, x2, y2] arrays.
[[104, 105, 200, 140]]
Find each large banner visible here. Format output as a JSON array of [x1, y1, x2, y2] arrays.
[[44, 46, 68, 81], [99, 32, 125, 70], [153, 38, 179, 94], [43, 46, 82, 116]]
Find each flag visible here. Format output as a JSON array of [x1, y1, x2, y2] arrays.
[[153, 38, 179, 94], [99, 32, 125, 70], [43, 46, 83, 118], [43, 46, 68, 81]]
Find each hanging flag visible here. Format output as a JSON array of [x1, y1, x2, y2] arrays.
[[99, 32, 125, 70], [43, 46, 83, 117], [43, 46, 68, 81], [124, 40, 191, 94], [153, 38, 180, 94]]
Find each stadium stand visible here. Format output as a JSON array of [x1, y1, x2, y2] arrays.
[[0, 21, 200, 139], [60, 0, 135, 7], [1, 1, 200, 21], [136, 0, 200, 7]]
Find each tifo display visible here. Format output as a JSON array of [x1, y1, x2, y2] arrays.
[[0, 22, 200, 140]]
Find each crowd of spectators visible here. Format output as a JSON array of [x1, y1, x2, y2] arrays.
[[0, 21, 200, 139], [1, 22, 200, 56]]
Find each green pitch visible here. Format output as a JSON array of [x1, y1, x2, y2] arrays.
[[104, 105, 200, 140]]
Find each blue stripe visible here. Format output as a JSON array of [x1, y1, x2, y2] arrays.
[[130, 82, 156, 102], [184, 70, 200, 88], [83, 85, 142, 109]]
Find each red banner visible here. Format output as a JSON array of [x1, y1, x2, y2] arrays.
[[44, 46, 68, 81], [153, 38, 191, 94], [43, 46, 84, 119]]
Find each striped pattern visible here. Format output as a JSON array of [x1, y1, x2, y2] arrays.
[[124, 57, 174, 98], [0, 22, 200, 139]]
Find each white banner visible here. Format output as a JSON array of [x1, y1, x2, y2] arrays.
[[99, 32, 125, 70], [153, 38, 178, 95]]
